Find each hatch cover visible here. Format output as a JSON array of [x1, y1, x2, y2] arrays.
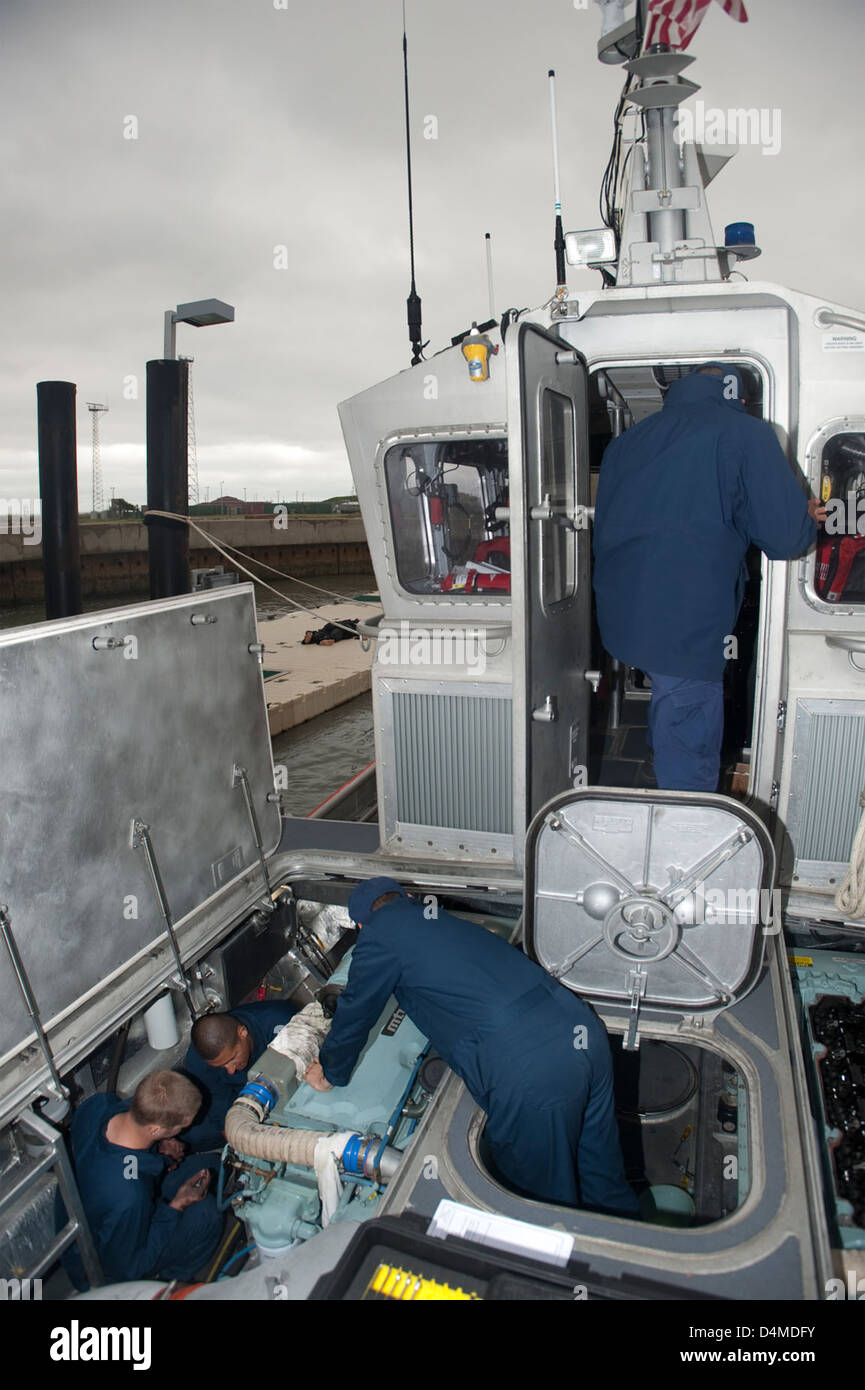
[[525, 789, 775, 1047]]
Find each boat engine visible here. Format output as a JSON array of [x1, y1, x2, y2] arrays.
[[221, 947, 429, 1257]]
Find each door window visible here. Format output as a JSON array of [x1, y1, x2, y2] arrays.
[[539, 388, 577, 609]]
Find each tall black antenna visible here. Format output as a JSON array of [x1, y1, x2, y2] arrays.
[[549, 70, 567, 292], [403, 3, 424, 365]]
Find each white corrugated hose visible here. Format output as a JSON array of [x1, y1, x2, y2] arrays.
[[835, 793, 865, 919], [270, 1000, 331, 1075]]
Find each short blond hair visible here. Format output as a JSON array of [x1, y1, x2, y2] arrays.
[[130, 1070, 201, 1128]]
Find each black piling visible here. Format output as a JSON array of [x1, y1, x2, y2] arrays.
[[145, 358, 190, 599], [36, 380, 83, 619]]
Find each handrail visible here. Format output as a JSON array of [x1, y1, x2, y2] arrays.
[[306, 761, 377, 820], [814, 307, 865, 335]]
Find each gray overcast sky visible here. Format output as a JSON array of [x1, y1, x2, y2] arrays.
[[2, 0, 864, 505]]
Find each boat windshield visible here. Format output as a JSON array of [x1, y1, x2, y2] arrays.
[[384, 437, 510, 597]]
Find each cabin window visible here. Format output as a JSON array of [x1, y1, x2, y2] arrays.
[[814, 431, 865, 605], [383, 438, 510, 597], [540, 389, 577, 608]]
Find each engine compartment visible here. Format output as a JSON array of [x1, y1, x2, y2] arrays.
[[0, 864, 831, 1302], [226, 936, 432, 1255], [163, 883, 755, 1255]]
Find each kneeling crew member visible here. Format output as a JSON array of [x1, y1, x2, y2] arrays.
[[182, 1001, 298, 1149], [305, 878, 637, 1215], [70, 1070, 221, 1284]]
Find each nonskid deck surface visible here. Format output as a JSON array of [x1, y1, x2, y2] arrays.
[[591, 684, 748, 798], [591, 687, 657, 790]]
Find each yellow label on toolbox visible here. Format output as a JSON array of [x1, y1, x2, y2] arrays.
[[788, 955, 813, 967], [364, 1262, 481, 1301]]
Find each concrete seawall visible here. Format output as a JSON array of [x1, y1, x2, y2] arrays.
[[0, 514, 372, 601]]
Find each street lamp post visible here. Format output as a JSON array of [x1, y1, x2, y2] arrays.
[[163, 299, 234, 360]]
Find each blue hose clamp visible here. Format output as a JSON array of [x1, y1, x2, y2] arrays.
[[341, 1133, 363, 1175], [238, 1076, 278, 1117], [341, 1133, 378, 1178]]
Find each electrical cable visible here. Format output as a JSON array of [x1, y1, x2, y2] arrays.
[[599, 77, 629, 232], [217, 1243, 256, 1280], [597, 2, 647, 265], [636, 0, 647, 55], [204, 1218, 242, 1284], [599, 67, 643, 262]]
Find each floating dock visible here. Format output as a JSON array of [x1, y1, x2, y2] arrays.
[[260, 600, 379, 734]]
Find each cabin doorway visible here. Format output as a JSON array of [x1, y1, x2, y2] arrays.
[[586, 361, 766, 796]]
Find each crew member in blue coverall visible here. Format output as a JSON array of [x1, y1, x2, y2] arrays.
[[305, 878, 638, 1214], [181, 1001, 298, 1150], [593, 363, 826, 791], [70, 1070, 222, 1284]]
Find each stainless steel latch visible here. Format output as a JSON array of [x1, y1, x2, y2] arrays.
[[625, 967, 648, 1051], [532, 695, 558, 723]]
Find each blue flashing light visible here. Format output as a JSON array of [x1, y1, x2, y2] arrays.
[[725, 221, 756, 248]]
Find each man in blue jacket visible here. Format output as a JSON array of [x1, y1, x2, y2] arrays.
[[181, 1001, 298, 1150], [70, 1070, 221, 1285], [593, 363, 826, 790], [305, 878, 638, 1215]]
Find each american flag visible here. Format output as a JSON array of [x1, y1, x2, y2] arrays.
[[643, 0, 748, 51]]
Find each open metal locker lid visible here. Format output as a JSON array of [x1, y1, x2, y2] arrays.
[[0, 584, 281, 1122], [524, 788, 776, 1048]]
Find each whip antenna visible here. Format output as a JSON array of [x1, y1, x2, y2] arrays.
[[403, 3, 424, 364], [485, 232, 495, 320], [548, 69, 567, 292]]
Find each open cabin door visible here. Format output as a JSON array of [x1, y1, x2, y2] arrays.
[[510, 322, 592, 838]]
